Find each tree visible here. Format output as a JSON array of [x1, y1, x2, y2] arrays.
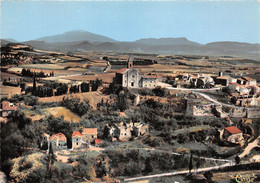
[[189, 153, 193, 174], [48, 142, 56, 173], [143, 158, 153, 174], [235, 155, 240, 165], [115, 91, 129, 112], [203, 171, 213, 182], [33, 74, 37, 95]]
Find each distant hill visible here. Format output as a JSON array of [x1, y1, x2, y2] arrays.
[[3, 30, 259, 60], [135, 37, 201, 46], [35, 30, 116, 43]]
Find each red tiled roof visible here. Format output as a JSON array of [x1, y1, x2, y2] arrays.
[[72, 131, 82, 137], [116, 68, 129, 74], [242, 77, 253, 81], [1, 101, 18, 111], [50, 133, 67, 141], [225, 126, 242, 134], [82, 128, 97, 135], [95, 138, 102, 144]]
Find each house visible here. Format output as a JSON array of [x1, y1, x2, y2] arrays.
[[141, 74, 159, 88], [94, 138, 102, 147], [237, 77, 257, 86], [103, 122, 149, 141], [82, 128, 98, 143], [242, 77, 257, 86], [118, 122, 133, 141], [197, 76, 215, 88], [49, 133, 67, 150], [1, 101, 18, 117], [132, 123, 149, 137], [223, 126, 243, 144], [72, 131, 82, 149], [214, 76, 230, 86]]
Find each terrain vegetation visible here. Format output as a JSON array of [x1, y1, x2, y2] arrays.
[[1, 37, 260, 183]]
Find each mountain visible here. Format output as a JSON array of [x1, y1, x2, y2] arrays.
[[36, 30, 116, 43], [5, 30, 257, 60], [135, 37, 201, 46]]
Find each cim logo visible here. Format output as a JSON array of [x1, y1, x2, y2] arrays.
[[235, 173, 256, 183]]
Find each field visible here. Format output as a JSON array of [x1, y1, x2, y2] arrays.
[[45, 107, 81, 123], [38, 91, 108, 110], [19, 64, 65, 70], [0, 85, 21, 98], [60, 72, 115, 83], [1, 72, 21, 80]]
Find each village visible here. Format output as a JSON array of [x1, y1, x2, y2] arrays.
[[1, 42, 260, 182]]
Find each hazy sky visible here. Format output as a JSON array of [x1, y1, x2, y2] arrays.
[[2, 0, 260, 44]]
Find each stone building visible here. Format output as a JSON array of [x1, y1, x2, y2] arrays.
[[223, 126, 243, 144], [72, 131, 82, 149], [82, 128, 97, 143], [103, 121, 149, 142], [49, 133, 67, 150], [1, 101, 18, 117], [141, 74, 159, 88], [132, 123, 149, 137]]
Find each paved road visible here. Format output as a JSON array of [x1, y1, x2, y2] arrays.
[[124, 161, 236, 182]]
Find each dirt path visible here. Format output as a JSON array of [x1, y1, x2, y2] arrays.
[[239, 136, 260, 158]]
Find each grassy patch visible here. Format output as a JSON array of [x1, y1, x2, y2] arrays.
[[45, 107, 81, 123]]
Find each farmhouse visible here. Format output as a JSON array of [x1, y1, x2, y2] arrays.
[[223, 126, 243, 144], [72, 131, 82, 149], [237, 77, 257, 86], [1, 101, 18, 117], [103, 121, 149, 142], [81, 128, 98, 143], [49, 133, 67, 150], [214, 76, 229, 86], [133, 123, 149, 137], [141, 74, 159, 88]]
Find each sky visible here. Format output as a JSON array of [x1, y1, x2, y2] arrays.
[[1, 0, 260, 44]]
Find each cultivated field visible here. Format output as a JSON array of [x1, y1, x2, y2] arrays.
[[0, 85, 21, 98], [1, 72, 21, 80], [60, 73, 115, 83]]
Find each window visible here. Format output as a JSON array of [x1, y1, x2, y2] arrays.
[[76, 142, 78, 145], [131, 82, 134, 87], [132, 75, 135, 78], [92, 135, 94, 138], [125, 133, 126, 135]]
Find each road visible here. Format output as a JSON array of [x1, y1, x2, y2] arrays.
[[124, 161, 237, 182], [239, 136, 260, 158], [158, 82, 243, 109]]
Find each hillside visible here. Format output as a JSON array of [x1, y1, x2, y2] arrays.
[[36, 30, 116, 43], [135, 37, 201, 46]]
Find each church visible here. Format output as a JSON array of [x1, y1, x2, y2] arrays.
[[115, 56, 159, 88]]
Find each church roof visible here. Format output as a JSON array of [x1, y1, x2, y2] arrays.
[[117, 68, 129, 74]]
